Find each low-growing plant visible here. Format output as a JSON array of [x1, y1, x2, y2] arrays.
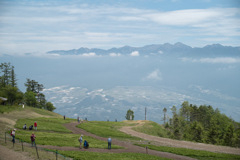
[[15, 130, 123, 149], [56, 150, 172, 160], [135, 144, 240, 160], [77, 121, 142, 141], [15, 117, 75, 133], [132, 121, 169, 138]]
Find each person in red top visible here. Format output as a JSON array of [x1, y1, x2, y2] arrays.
[[30, 132, 36, 146], [34, 121, 37, 130]]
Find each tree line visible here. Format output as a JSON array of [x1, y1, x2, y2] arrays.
[[0, 62, 56, 111], [162, 101, 240, 147]]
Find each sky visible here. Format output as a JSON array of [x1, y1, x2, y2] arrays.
[[0, 0, 240, 56]]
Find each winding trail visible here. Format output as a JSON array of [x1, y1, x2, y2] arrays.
[[119, 126, 240, 155], [47, 122, 196, 160]]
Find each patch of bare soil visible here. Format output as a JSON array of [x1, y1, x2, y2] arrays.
[[119, 126, 240, 155]]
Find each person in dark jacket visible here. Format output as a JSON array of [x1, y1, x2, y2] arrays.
[[84, 140, 89, 149], [29, 125, 33, 130]]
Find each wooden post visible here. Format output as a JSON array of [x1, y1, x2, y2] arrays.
[[56, 150, 58, 160], [35, 146, 39, 159], [21, 139, 24, 151], [5, 132, 6, 144], [146, 146, 148, 154]]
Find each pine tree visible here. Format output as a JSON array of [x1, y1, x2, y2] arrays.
[[10, 66, 17, 87], [223, 123, 235, 146], [207, 116, 219, 144], [162, 107, 167, 124]]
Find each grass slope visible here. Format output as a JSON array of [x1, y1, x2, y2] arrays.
[[14, 130, 123, 149], [56, 150, 172, 160], [77, 121, 142, 141], [132, 121, 169, 138], [15, 117, 75, 133], [135, 144, 240, 160]]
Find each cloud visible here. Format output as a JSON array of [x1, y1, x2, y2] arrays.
[[218, 65, 236, 70], [130, 51, 139, 56], [109, 53, 121, 57], [147, 69, 162, 80], [180, 57, 240, 63], [158, 51, 163, 54], [81, 52, 97, 57]]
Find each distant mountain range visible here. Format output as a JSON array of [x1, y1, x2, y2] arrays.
[[47, 42, 240, 57]]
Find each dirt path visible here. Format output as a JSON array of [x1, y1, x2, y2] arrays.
[[119, 126, 240, 155], [0, 144, 34, 160], [59, 122, 195, 160]]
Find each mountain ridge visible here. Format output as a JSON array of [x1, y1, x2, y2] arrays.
[[47, 42, 240, 57]]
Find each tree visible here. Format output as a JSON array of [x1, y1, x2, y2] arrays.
[[171, 105, 177, 115], [207, 116, 219, 144], [24, 91, 37, 107], [45, 102, 56, 111], [4, 85, 19, 105], [223, 123, 235, 146], [180, 101, 190, 123], [38, 93, 46, 108], [10, 65, 17, 87], [0, 62, 11, 87], [162, 107, 167, 124], [125, 109, 134, 120]]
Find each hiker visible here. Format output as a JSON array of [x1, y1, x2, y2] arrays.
[[79, 135, 83, 149], [64, 115, 65, 120], [23, 124, 27, 130], [11, 129, 16, 143], [84, 140, 89, 149], [108, 136, 111, 150], [34, 121, 37, 130], [80, 118, 83, 123], [30, 133, 36, 146], [29, 125, 33, 130], [77, 117, 80, 123]]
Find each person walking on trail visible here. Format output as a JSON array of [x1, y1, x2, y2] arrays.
[[11, 129, 16, 143], [34, 121, 37, 130], [108, 136, 112, 150], [64, 115, 65, 120], [77, 117, 80, 123], [31, 133, 36, 146], [79, 135, 83, 149]]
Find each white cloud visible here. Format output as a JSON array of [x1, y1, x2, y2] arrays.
[[147, 69, 162, 80], [158, 51, 163, 54], [130, 51, 139, 56], [180, 57, 240, 63], [109, 53, 121, 57], [199, 57, 240, 63], [81, 52, 97, 57]]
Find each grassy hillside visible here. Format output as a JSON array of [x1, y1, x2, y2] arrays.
[[77, 121, 142, 141], [0, 105, 62, 133], [132, 121, 169, 138]]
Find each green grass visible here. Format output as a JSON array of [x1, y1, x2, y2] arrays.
[[56, 150, 172, 160], [132, 121, 169, 138], [135, 144, 240, 160], [0, 105, 23, 113], [15, 117, 75, 133], [77, 121, 142, 140], [14, 130, 123, 149]]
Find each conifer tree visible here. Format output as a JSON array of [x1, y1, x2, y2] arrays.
[[223, 123, 235, 146], [10, 66, 17, 87]]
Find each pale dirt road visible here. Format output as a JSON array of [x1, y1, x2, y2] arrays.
[[119, 126, 240, 155]]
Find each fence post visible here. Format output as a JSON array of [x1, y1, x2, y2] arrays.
[[5, 132, 6, 144], [146, 146, 148, 154], [13, 138, 14, 148], [56, 150, 58, 160], [21, 139, 24, 151], [35, 146, 39, 159]]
